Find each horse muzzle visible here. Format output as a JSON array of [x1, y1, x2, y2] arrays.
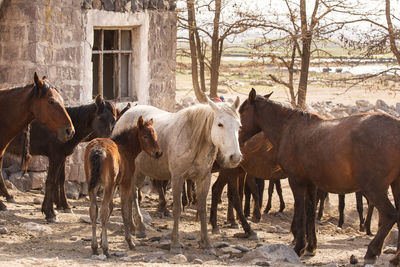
[[57, 126, 75, 142], [154, 151, 163, 159]]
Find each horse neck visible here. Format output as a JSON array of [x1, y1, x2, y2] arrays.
[[0, 85, 35, 149], [112, 127, 141, 160], [65, 104, 97, 144]]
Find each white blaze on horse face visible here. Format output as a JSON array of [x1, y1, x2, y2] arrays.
[[209, 102, 242, 168]]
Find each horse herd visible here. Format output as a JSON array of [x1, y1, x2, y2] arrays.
[[0, 74, 399, 265]]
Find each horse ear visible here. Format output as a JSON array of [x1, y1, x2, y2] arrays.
[[231, 96, 240, 111], [207, 96, 219, 112], [95, 95, 105, 113], [249, 88, 256, 104], [264, 92, 273, 99], [137, 116, 145, 128], [148, 118, 154, 126]]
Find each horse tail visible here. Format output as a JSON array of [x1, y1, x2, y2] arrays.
[[20, 123, 32, 173], [88, 149, 106, 191]]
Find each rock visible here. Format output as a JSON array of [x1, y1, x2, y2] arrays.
[[140, 208, 152, 225], [22, 222, 52, 234], [359, 104, 375, 113], [168, 254, 187, 264], [322, 263, 338, 267], [193, 258, 203, 264], [183, 233, 196, 240], [213, 241, 229, 248], [80, 216, 99, 224], [235, 244, 250, 252], [219, 254, 230, 260], [241, 244, 300, 265], [0, 226, 8, 234], [355, 100, 370, 108], [70, 236, 78, 241], [30, 172, 47, 190], [255, 261, 270, 266], [149, 236, 162, 242], [9, 172, 32, 192], [91, 254, 107, 261], [111, 251, 127, 257], [349, 254, 358, 264], [376, 99, 390, 112], [27, 156, 49, 172], [144, 251, 166, 262], [384, 246, 397, 254], [65, 181, 81, 200], [221, 247, 242, 256], [267, 225, 277, 233], [274, 225, 289, 234], [384, 229, 398, 247], [120, 257, 132, 262], [82, 237, 92, 241], [33, 197, 41, 205], [396, 103, 400, 114]]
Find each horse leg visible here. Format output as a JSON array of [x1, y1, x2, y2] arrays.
[[181, 180, 188, 211], [257, 178, 265, 211], [131, 171, 146, 237], [264, 180, 275, 214], [338, 194, 345, 228], [154, 179, 168, 217], [228, 172, 257, 240], [42, 159, 61, 222], [0, 156, 14, 205], [89, 188, 99, 255], [305, 183, 317, 256], [120, 174, 136, 250], [276, 179, 285, 213], [210, 171, 227, 234], [356, 191, 365, 232], [363, 189, 396, 264], [365, 198, 374, 236], [244, 181, 251, 218], [389, 180, 400, 266], [170, 175, 184, 254], [196, 174, 215, 254], [316, 190, 327, 221], [289, 177, 306, 256], [56, 161, 72, 213], [100, 182, 114, 257], [246, 175, 261, 223]]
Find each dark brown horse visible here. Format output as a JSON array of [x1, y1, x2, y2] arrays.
[[210, 131, 286, 238], [85, 116, 162, 256], [0, 73, 74, 211], [239, 88, 400, 265], [4, 95, 118, 222]]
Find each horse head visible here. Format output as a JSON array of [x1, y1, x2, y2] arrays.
[[29, 72, 74, 142], [91, 95, 117, 138], [207, 96, 242, 168], [137, 116, 163, 159]]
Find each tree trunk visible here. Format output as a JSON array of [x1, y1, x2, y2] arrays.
[[187, 0, 207, 103], [297, 0, 312, 109], [195, 31, 206, 92], [386, 0, 400, 64], [209, 0, 221, 100]]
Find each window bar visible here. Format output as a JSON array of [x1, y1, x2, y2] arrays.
[[98, 29, 104, 97], [116, 29, 121, 99]]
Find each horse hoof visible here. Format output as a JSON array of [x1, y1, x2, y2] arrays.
[[363, 256, 377, 265], [0, 203, 7, 211], [136, 232, 146, 239], [63, 208, 73, 214], [170, 247, 182, 254], [233, 232, 249, 239], [252, 217, 261, 223], [248, 232, 259, 241], [128, 242, 136, 250], [229, 224, 239, 229], [46, 217, 57, 223], [304, 248, 316, 257], [205, 248, 216, 255], [212, 228, 220, 235], [6, 197, 16, 203]]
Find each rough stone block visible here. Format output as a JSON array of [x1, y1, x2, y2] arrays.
[[30, 171, 47, 190]]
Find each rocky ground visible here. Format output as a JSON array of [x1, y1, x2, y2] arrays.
[[0, 174, 397, 266]]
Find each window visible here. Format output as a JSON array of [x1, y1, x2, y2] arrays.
[[92, 29, 134, 100]]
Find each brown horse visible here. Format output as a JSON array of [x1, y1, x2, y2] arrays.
[[85, 116, 162, 256], [0, 73, 74, 210], [239, 88, 400, 265], [210, 131, 286, 238]]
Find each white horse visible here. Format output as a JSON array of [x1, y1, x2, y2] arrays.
[[113, 97, 242, 254]]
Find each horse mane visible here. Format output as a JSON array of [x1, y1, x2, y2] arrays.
[[66, 103, 97, 130]]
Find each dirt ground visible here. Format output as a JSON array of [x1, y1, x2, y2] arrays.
[[1, 68, 400, 266]]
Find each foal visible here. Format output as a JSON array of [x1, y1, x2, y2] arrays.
[[85, 116, 162, 256]]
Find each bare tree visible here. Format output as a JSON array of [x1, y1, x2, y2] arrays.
[[178, 0, 262, 101], [248, 0, 361, 109]]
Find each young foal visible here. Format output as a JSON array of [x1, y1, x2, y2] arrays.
[[85, 116, 162, 256], [239, 88, 400, 265], [0, 73, 74, 210], [4, 95, 118, 222]]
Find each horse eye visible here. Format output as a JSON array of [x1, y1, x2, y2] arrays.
[[48, 100, 54, 105], [143, 135, 148, 139], [218, 123, 223, 127]]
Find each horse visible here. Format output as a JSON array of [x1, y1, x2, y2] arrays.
[[4, 95, 119, 222], [317, 191, 374, 235], [112, 97, 242, 254], [0, 73, 74, 211], [239, 88, 400, 265], [85, 116, 161, 257], [210, 131, 286, 239]]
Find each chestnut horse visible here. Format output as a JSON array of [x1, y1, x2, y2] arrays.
[[0, 73, 74, 210], [239, 88, 400, 265], [113, 98, 242, 254], [4, 95, 119, 222], [85, 116, 162, 256]]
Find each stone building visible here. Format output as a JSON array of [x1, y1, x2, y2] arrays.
[[0, 0, 176, 194]]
